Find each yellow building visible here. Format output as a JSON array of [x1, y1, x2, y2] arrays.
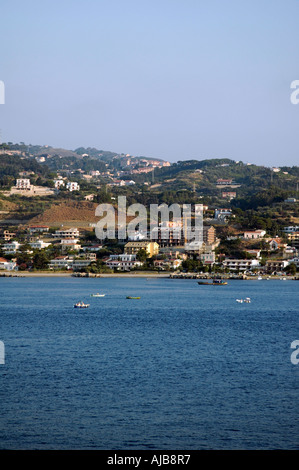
[[124, 241, 159, 258]]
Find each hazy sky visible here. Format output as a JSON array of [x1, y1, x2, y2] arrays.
[[1, 0, 299, 166]]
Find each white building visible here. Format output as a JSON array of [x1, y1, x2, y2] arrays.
[[29, 240, 52, 250], [214, 208, 233, 220], [199, 251, 215, 264], [28, 225, 49, 234], [105, 254, 143, 271], [245, 249, 262, 259], [153, 258, 183, 270], [66, 182, 80, 192], [222, 258, 260, 271], [0, 257, 17, 270], [3, 241, 22, 254], [284, 198, 297, 203], [54, 178, 65, 189], [15, 178, 31, 190], [289, 257, 299, 268], [265, 260, 290, 272], [48, 256, 72, 270], [48, 256, 93, 270], [82, 244, 102, 252], [283, 226, 299, 233], [60, 238, 81, 251], [243, 230, 266, 239], [127, 231, 147, 241], [53, 228, 80, 238]]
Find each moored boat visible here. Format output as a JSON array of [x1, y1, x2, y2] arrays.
[[198, 279, 227, 285]]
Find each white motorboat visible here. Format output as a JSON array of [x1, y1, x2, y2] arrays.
[[236, 297, 251, 303], [74, 301, 90, 308]]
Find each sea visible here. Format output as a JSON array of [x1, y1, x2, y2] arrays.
[[0, 276, 298, 450]]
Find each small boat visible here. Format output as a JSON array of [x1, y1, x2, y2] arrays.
[[90, 293, 105, 297], [126, 296, 141, 299], [74, 301, 90, 308], [198, 279, 227, 285], [258, 276, 263, 280], [236, 297, 251, 303]]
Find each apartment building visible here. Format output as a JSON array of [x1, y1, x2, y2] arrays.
[[265, 260, 290, 273], [105, 254, 143, 271], [53, 228, 80, 238], [15, 178, 31, 190], [222, 258, 260, 271], [124, 241, 159, 258]]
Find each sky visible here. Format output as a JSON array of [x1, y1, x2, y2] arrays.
[[0, 0, 299, 167]]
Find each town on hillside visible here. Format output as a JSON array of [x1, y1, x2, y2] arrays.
[[0, 142, 298, 277]]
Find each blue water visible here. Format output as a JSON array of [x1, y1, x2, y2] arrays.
[[0, 276, 298, 450]]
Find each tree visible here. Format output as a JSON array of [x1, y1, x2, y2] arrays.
[[33, 251, 50, 270], [136, 249, 147, 262], [285, 263, 297, 275]]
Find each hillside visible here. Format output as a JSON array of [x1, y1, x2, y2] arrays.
[[29, 200, 99, 228]]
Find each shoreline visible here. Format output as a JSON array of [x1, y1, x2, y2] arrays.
[[0, 271, 170, 278], [0, 271, 297, 280]]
